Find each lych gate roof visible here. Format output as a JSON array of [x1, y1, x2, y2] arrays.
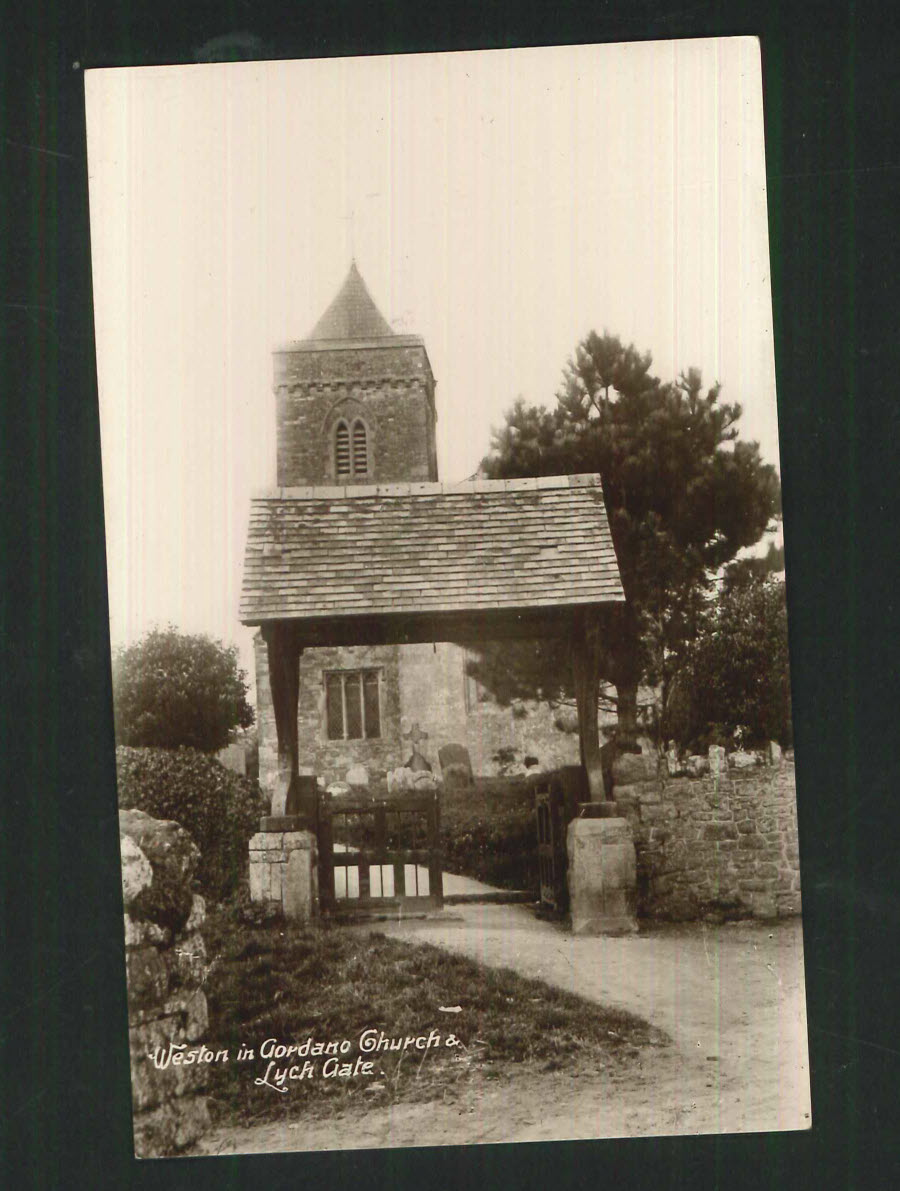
[[239, 474, 624, 625], [305, 261, 396, 341]]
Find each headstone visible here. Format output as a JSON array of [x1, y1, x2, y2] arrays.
[[728, 749, 757, 770], [708, 745, 727, 776], [438, 743, 474, 788], [768, 740, 783, 766], [665, 743, 685, 777], [412, 771, 439, 790], [327, 782, 351, 798], [346, 764, 369, 787], [387, 767, 414, 794], [686, 754, 710, 777]]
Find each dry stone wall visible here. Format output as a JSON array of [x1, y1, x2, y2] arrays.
[[119, 809, 210, 1158], [614, 760, 801, 921]]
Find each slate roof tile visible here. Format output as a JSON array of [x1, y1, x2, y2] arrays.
[[240, 474, 624, 624]]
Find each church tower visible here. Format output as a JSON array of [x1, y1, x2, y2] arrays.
[[274, 262, 438, 486]]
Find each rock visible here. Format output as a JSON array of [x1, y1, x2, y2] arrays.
[[346, 764, 369, 787], [387, 767, 414, 793], [553, 706, 580, 734], [686, 754, 710, 777], [708, 745, 727, 776], [412, 771, 439, 790], [119, 810, 199, 932], [403, 751, 432, 773], [120, 835, 153, 908], [728, 749, 758, 770], [184, 894, 206, 934], [133, 1093, 210, 1158], [126, 945, 169, 1007], [665, 748, 686, 777], [438, 744, 473, 788], [123, 914, 170, 949]]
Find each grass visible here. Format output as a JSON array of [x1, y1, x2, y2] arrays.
[[200, 903, 666, 1128]]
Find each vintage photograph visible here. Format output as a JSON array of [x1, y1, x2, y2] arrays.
[[86, 39, 810, 1158]]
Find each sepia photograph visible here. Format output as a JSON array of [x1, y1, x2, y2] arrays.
[[85, 38, 810, 1159]]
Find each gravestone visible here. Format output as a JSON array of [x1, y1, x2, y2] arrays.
[[438, 743, 474, 788], [708, 745, 727, 776]]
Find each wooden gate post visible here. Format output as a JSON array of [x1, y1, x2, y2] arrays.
[[262, 621, 305, 821], [571, 611, 607, 801]]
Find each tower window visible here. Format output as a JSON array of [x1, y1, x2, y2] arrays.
[[335, 421, 351, 476], [352, 420, 368, 473], [334, 417, 369, 478]]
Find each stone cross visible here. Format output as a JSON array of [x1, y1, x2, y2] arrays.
[[403, 722, 432, 773], [404, 722, 429, 747]]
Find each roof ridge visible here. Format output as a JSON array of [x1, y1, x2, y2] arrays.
[[250, 474, 603, 500]]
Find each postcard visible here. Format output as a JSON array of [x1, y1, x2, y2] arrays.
[[86, 38, 810, 1158]]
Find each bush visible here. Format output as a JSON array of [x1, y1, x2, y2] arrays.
[[113, 627, 254, 752], [667, 576, 792, 750], [116, 746, 266, 902], [440, 778, 538, 894]]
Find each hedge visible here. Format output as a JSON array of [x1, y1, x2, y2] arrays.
[[116, 746, 266, 902]]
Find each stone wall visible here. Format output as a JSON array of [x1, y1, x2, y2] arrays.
[[615, 760, 801, 921], [119, 809, 210, 1158]]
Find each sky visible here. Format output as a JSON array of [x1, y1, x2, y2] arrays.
[[86, 38, 778, 695]]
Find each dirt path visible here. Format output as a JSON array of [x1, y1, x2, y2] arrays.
[[198, 901, 809, 1155]]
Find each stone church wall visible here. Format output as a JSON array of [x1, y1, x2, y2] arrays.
[[275, 342, 436, 486], [255, 634, 581, 790], [255, 634, 403, 788]]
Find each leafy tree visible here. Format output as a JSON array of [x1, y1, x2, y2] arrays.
[[113, 627, 254, 752], [478, 332, 781, 750], [666, 576, 792, 749]]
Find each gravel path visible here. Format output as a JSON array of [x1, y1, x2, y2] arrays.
[[198, 899, 810, 1155]]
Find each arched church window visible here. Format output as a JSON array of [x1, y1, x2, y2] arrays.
[[352, 419, 368, 474], [335, 420, 351, 477]]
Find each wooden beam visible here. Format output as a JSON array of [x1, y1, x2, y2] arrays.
[[262, 622, 303, 819], [571, 611, 606, 801]]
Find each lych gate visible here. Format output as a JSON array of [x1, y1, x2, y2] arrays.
[[239, 262, 637, 933], [240, 473, 633, 929]]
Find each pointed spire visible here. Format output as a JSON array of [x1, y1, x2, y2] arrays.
[[306, 262, 396, 341]]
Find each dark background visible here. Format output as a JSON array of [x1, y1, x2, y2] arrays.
[[2, 2, 899, 1188]]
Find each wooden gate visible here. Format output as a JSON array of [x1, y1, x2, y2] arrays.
[[533, 766, 587, 913], [317, 790, 443, 914]]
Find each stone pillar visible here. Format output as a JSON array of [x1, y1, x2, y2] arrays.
[[249, 829, 318, 921], [567, 814, 638, 935]]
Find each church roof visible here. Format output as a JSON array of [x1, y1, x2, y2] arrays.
[[306, 261, 396, 341], [239, 474, 624, 625]]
